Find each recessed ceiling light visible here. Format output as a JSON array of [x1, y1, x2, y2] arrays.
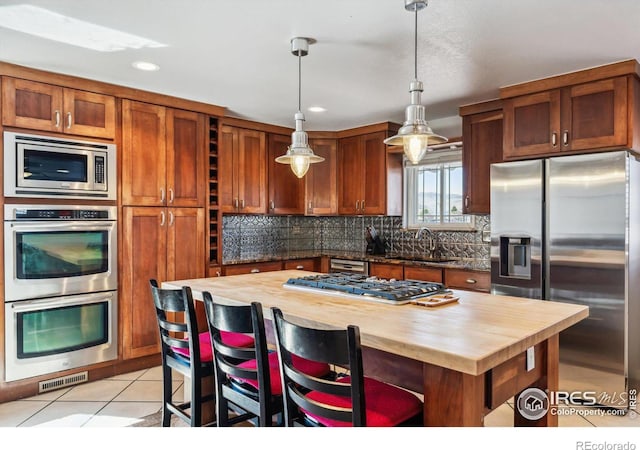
[[0, 4, 167, 52], [308, 106, 326, 113], [132, 61, 160, 71]]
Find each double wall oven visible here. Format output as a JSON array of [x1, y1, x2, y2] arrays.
[[3, 203, 118, 382]]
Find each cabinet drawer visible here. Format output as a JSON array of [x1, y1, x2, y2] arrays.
[[403, 266, 443, 283], [444, 268, 490, 292], [369, 262, 403, 280], [223, 261, 283, 276], [284, 258, 318, 272]]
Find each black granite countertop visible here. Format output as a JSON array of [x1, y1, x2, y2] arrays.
[[221, 251, 490, 272]]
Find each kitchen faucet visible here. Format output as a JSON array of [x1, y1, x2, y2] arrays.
[[414, 227, 437, 258]]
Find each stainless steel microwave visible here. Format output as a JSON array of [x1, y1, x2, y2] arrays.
[[4, 131, 116, 200]]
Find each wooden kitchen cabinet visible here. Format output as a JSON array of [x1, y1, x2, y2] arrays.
[[403, 266, 444, 283], [460, 101, 504, 214], [267, 133, 305, 214], [369, 262, 404, 280], [337, 131, 389, 215], [220, 125, 267, 213], [284, 258, 319, 271], [503, 76, 631, 159], [306, 138, 338, 215], [444, 268, 490, 292], [121, 206, 205, 359], [2, 76, 115, 138], [122, 100, 207, 207], [222, 261, 283, 276]]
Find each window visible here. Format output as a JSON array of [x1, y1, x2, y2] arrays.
[[403, 148, 474, 230]]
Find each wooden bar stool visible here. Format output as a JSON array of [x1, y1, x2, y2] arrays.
[[272, 307, 424, 427], [202, 292, 330, 426], [149, 279, 216, 427]]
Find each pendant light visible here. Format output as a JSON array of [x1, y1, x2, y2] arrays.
[[275, 37, 324, 178], [384, 0, 447, 164]]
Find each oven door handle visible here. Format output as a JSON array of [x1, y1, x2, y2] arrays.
[[8, 221, 115, 230], [8, 292, 115, 312]]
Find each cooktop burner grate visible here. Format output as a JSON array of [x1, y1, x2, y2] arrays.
[[283, 273, 447, 304]]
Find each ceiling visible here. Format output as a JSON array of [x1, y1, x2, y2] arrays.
[[1, 0, 639, 137]]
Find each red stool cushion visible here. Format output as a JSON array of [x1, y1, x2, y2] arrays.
[[304, 376, 423, 427], [172, 331, 254, 363], [235, 352, 330, 395]]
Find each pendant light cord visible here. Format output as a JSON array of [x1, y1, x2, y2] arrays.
[[414, 8, 418, 80], [298, 49, 302, 112]]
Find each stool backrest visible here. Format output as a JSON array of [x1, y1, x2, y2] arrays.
[[272, 307, 366, 426], [202, 293, 272, 405], [149, 279, 202, 369]]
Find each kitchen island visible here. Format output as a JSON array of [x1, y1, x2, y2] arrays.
[[163, 270, 588, 427]]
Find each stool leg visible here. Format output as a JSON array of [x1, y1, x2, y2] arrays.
[[162, 365, 172, 427]]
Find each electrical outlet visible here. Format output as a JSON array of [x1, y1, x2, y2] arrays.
[[482, 230, 491, 243], [526, 346, 535, 371]]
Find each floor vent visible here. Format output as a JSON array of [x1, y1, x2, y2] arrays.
[[38, 371, 89, 393]]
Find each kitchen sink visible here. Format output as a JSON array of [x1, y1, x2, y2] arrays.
[[384, 255, 455, 263]]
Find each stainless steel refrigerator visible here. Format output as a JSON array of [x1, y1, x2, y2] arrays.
[[490, 151, 640, 409]]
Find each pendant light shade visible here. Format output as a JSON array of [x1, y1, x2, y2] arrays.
[[384, 0, 447, 164], [275, 37, 324, 178]]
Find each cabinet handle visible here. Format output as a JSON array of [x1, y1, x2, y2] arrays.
[[160, 188, 165, 204], [168, 211, 174, 226], [54, 110, 61, 128], [160, 211, 166, 226], [234, 198, 239, 209], [551, 132, 558, 147], [465, 196, 469, 208], [240, 199, 245, 209], [250, 268, 260, 273], [308, 201, 312, 212], [168, 188, 174, 204], [361, 200, 365, 211], [296, 265, 304, 270], [563, 130, 569, 147], [465, 278, 477, 284], [66, 112, 72, 129], [355, 200, 360, 212], [270, 200, 275, 211], [215, 271, 221, 277]]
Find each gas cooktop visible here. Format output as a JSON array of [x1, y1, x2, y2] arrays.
[[282, 273, 447, 305]]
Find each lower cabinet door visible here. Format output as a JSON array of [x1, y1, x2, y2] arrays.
[[121, 207, 205, 360]]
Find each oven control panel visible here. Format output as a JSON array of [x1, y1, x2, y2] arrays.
[[5, 205, 117, 221]]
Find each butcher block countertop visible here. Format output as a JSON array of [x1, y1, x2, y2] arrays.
[[164, 270, 588, 376]]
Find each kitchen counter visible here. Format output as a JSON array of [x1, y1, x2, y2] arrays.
[[164, 270, 588, 426], [222, 250, 490, 271]]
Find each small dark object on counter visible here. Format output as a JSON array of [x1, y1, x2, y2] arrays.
[[365, 225, 385, 255]]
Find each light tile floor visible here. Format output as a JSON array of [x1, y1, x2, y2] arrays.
[[0, 365, 638, 427]]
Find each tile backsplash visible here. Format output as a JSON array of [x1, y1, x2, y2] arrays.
[[223, 215, 491, 269]]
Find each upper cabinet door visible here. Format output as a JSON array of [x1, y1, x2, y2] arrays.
[[2, 77, 63, 132], [503, 90, 561, 159], [166, 109, 206, 207], [2, 77, 116, 139], [63, 88, 115, 139], [462, 109, 504, 214], [337, 135, 362, 215], [563, 77, 628, 152], [268, 133, 305, 215], [122, 100, 167, 206], [361, 131, 387, 215], [306, 138, 337, 215], [219, 125, 239, 212], [237, 128, 267, 214]]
